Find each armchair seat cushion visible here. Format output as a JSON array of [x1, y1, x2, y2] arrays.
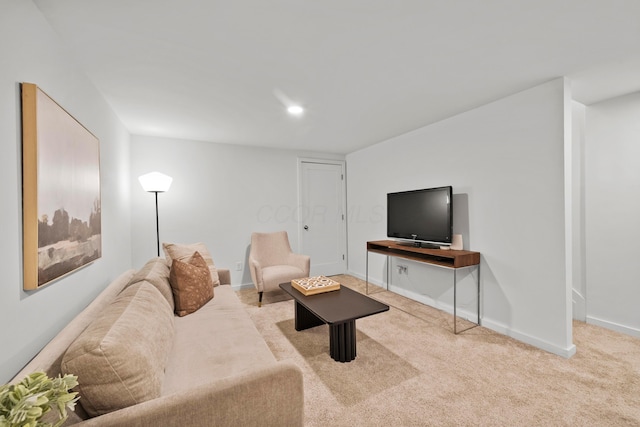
[[262, 265, 307, 289]]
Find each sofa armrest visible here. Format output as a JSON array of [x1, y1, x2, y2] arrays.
[[217, 268, 231, 286], [74, 361, 303, 427]]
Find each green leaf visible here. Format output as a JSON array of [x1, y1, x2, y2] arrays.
[[0, 372, 80, 427]]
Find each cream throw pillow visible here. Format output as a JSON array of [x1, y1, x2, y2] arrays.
[[163, 242, 220, 286], [61, 282, 174, 418], [169, 251, 214, 316]]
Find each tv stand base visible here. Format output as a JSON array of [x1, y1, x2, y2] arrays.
[[365, 240, 480, 334], [419, 242, 441, 249]]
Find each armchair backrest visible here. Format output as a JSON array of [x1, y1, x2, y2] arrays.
[[250, 231, 294, 267]]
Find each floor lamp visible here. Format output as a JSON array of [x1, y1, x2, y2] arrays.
[[138, 172, 173, 256]]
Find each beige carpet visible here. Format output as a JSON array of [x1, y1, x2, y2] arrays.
[[237, 276, 640, 426]]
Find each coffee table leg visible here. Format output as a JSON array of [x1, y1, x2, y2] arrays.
[[295, 301, 325, 331], [330, 320, 356, 362]]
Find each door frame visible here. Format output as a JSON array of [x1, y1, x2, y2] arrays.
[[297, 157, 348, 273]]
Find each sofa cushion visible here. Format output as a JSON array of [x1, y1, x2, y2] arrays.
[[162, 284, 277, 395], [169, 251, 214, 317], [127, 257, 173, 310], [163, 241, 220, 286], [61, 282, 175, 418]]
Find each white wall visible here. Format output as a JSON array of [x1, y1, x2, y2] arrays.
[[585, 91, 640, 336], [0, 1, 132, 383], [571, 101, 587, 321], [130, 135, 344, 287], [347, 79, 575, 357]]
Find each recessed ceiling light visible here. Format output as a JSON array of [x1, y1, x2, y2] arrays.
[[287, 105, 304, 116]]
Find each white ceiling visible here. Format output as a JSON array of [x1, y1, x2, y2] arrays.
[[33, 0, 640, 154]]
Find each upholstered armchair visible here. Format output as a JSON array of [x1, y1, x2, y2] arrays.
[[249, 231, 310, 307]]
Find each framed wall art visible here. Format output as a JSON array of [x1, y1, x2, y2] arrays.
[[21, 83, 101, 290]]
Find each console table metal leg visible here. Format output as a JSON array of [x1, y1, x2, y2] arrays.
[[454, 264, 481, 334], [454, 268, 457, 334], [364, 250, 391, 294], [366, 250, 369, 295], [477, 263, 481, 326], [386, 255, 389, 291]]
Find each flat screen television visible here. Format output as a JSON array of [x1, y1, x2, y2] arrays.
[[387, 186, 453, 248]]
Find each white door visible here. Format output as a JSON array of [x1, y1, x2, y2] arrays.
[[299, 160, 346, 276]]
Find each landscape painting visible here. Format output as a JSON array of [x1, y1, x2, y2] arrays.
[[21, 83, 101, 290]]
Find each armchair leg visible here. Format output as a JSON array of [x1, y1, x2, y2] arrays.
[[258, 291, 263, 308]]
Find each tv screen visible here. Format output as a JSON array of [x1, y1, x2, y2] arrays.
[[387, 186, 453, 246]]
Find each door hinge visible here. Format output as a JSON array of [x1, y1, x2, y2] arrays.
[[341, 174, 344, 180], [342, 214, 345, 220], [342, 254, 345, 260]]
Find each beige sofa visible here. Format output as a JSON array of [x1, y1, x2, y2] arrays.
[[11, 257, 304, 426]]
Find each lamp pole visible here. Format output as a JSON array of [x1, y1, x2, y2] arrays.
[[138, 172, 173, 258], [154, 191, 160, 257]]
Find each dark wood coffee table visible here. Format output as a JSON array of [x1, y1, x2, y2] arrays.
[[279, 282, 389, 362]]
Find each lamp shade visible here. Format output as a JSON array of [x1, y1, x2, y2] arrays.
[[138, 172, 173, 192]]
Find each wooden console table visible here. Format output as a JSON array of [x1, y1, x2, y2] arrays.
[[366, 240, 481, 334]]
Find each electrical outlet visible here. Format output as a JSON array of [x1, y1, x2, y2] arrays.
[[397, 265, 408, 274], [235, 261, 242, 271]]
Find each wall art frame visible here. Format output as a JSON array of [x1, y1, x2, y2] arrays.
[[21, 82, 102, 290]]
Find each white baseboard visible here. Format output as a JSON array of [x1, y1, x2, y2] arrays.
[[349, 271, 478, 323], [348, 270, 375, 281], [231, 283, 255, 291], [348, 271, 386, 289], [586, 316, 640, 338], [348, 269, 576, 358], [387, 284, 479, 323], [480, 318, 576, 358]]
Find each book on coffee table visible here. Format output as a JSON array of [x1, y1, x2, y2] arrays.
[[291, 276, 341, 296]]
